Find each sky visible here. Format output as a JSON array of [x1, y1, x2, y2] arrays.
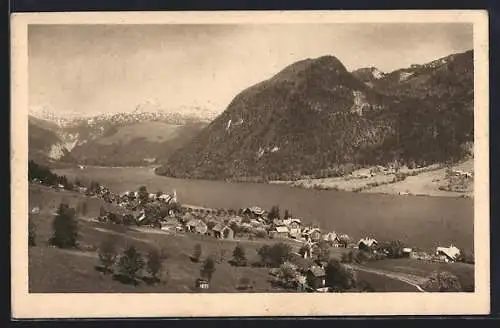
[[28, 23, 473, 117]]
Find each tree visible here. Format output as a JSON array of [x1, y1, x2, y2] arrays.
[[146, 248, 163, 281], [138, 186, 149, 203], [28, 214, 36, 247], [277, 261, 300, 289], [49, 203, 78, 248], [315, 241, 331, 262], [422, 271, 463, 292], [89, 180, 100, 193], [378, 240, 405, 258], [191, 243, 202, 262], [98, 237, 118, 274], [338, 234, 352, 248], [283, 209, 291, 220], [229, 222, 240, 238], [258, 243, 292, 267], [231, 244, 247, 266], [117, 245, 145, 283], [80, 201, 88, 216], [325, 259, 357, 292], [99, 205, 107, 218], [268, 205, 281, 221], [200, 256, 216, 282]]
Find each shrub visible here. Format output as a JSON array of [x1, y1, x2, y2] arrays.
[[98, 237, 118, 274], [231, 244, 247, 266], [146, 248, 163, 281], [354, 250, 369, 264], [117, 245, 145, 283], [268, 205, 281, 221], [49, 203, 78, 248], [237, 277, 253, 290], [254, 229, 268, 239], [277, 261, 300, 289], [28, 214, 36, 247], [200, 256, 216, 282], [258, 243, 292, 267], [325, 259, 357, 292], [422, 271, 463, 292]]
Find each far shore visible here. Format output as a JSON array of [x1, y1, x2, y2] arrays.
[[59, 161, 474, 199]]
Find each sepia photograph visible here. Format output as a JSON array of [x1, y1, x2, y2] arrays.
[[11, 10, 489, 318]]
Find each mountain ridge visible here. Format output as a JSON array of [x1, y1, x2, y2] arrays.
[[158, 51, 473, 181]]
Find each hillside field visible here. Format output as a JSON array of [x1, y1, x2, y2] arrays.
[[29, 184, 474, 293]]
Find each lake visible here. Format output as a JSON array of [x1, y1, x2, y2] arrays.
[[54, 166, 474, 252]]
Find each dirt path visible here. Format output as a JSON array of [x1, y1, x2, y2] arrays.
[[344, 263, 427, 292]]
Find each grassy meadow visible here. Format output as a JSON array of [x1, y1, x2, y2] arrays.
[[29, 185, 454, 293]]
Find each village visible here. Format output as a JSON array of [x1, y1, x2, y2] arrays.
[[30, 168, 472, 293]]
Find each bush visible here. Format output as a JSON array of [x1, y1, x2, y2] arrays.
[[117, 245, 145, 283], [237, 277, 253, 290], [325, 259, 357, 292], [354, 250, 370, 263], [49, 203, 78, 248], [231, 244, 247, 266], [422, 271, 463, 292], [258, 243, 292, 267], [138, 186, 149, 203], [146, 248, 163, 281], [200, 256, 216, 282], [268, 205, 280, 221], [277, 262, 300, 289], [28, 214, 36, 247], [98, 237, 118, 274]]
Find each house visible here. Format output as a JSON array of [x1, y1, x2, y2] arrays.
[[322, 231, 340, 246], [186, 219, 208, 235], [158, 194, 172, 203], [228, 216, 243, 225], [358, 238, 378, 251], [196, 278, 210, 289], [211, 223, 234, 240], [161, 217, 181, 231], [269, 226, 289, 239], [288, 219, 302, 238], [308, 228, 322, 242], [436, 245, 461, 262], [242, 206, 266, 219], [306, 265, 327, 290], [353, 168, 373, 179], [402, 247, 413, 258]]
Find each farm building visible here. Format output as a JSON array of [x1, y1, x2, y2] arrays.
[[161, 217, 182, 231], [211, 224, 234, 240], [358, 238, 378, 251], [322, 231, 341, 246], [269, 226, 289, 239], [186, 218, 208, 235], [288, 219, 302, 238], [228, 216, 243, 225], [196, 278, 210, 289], [401, 247, 413, 258], [242, 206, 266, 219], [435, 245, 461, 262], [303, 228, 322, 242], [306, 265, 327, 290]]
